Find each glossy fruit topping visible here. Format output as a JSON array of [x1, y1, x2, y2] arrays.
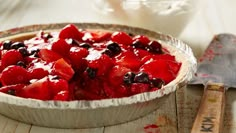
[[0, 24, 181, 101]]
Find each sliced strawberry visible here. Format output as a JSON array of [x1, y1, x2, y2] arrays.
[[140, 59, 176, 84], [130, 83, 150, 95], [132, 35, 150, 45], [24, 56, 38, 64], [69, 47, 88, 71], [82, 30, 111, 42], [111, 31, 132, 45], [87, 54, 114, 76], [18, 77, 51, 100], [53, 90, 70, 101], [28, 68, 49, 80], [1, 49, 23, 67], [49, 78, 69, 96], [141, 54, 176, 64], [0, 61, 4, 72], [69, 47, 89, 58], [51, 39, 71, 57], [133, 49, 151, 59], [58, 24, 83, 41], [1, 65, 30, 85], [38, 49, 62, 62], [108, 65, 131, 87], [141, 55, 154, 64], [156, 54, 176, 61], [52, 58, 74, 80], [115, 51, 142, 70], [167, 60, 182, 75], [0, 84, 25, 95]]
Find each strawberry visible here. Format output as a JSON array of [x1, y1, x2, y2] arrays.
[[0, 84, 25, 95], [140, 59, 175, 84], [133, 49, 151, 59], [132, 35, 150, 45], [167, 60, 182, 75], [0, 60, 4, 72], [1, 49, 23, 67], [111, 31, 132, 45], [82, 30, 111, 42], [1, 65, 30, 85], [130, 83, 150, 95], [69, 47, 89, 58], [28, 68, 49, 80], [141, 54, 176, 64], [108, 65, 131, 87], [24, 56, 38, 64], [58, 24, 83, 41], [156, 54, 176, 61], [87, 54, 114, 76], [69, 47, 88, 71], [51, 39, 71, 57], [53, 90, 70, 101], [52, 58, 74, 80], [115, 51, 142, 71], [49, 78, 69, 96], [38, 49, 62, 62], [18, 77, 51, 100]]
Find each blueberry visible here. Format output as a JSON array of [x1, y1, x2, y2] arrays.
[[150, 78, 165, 88], [103, 49, 113, 57], [18, 47, 29, 57], [2, 40, 13, 50], [107, 42, 121, 54], [123, 72, 135, 85], [147, 41, 163, 54], [10, 42, 25, 49], [16, 61, 26, 68], [86, 67, 97, 79], [30, 49, 40, 57], [79, 42, 92, 49], [134, 72, 149, 83], [132, 40, 146, 49], [7, 89, 16, 96]]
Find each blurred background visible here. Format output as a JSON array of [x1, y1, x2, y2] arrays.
[[0, 0, 236, 58]]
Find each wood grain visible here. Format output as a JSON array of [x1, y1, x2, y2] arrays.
[[0, 0, 236, 132], [190, 83, 225, 133]]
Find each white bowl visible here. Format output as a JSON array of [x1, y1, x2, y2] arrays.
[[0, 23, 196, 128], [92, 0, 201, 37]]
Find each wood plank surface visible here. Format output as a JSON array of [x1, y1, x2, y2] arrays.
[[1, 0, 236, 132]]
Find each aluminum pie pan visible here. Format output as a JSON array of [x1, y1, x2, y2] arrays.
[[0, 23, 197, 128]]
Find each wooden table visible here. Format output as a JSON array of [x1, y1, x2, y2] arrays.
[[0, 0, 236, 132]]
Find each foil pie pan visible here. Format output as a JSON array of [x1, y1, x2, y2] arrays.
[[0, 23, 197, 128]]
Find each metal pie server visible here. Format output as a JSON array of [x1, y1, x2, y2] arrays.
[[189, 33, 236, 133]]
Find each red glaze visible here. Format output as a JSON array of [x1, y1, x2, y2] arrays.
[[0, 24, 181, 100]]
